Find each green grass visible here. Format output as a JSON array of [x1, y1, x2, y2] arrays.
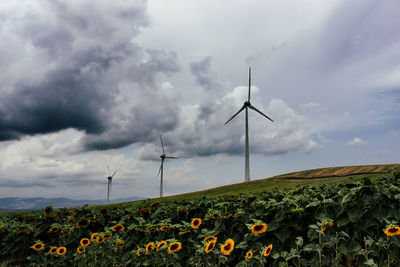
[[117, 163, 400, 205]]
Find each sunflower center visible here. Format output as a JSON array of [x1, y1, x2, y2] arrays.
[[225, 244, 231, 250], [389, 228, 398, 233], [254, 225, 263, 231], [171, 244, 178, 250]]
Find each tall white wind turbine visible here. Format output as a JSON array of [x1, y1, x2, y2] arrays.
[[157, 134, 177, 198], [106, 167, 117, 203], [225, 68, 273, 182]]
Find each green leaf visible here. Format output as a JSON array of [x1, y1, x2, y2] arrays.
[[273, 227, 291, 243], [295, 236, 303, 247], [347, 208, 364, 222], [235, 241, 248, 249], [363, 258, 378, 267], [336, 216, 350, 227]]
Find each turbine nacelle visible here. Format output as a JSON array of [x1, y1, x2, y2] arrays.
[[106, 167, 117, 203]]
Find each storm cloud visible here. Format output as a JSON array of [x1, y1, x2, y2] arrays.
[[0, 0, 180, 150]]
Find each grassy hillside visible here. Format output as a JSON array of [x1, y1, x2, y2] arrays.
[[150, 163, 400, 202]]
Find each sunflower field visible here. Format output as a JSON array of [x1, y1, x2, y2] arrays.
[[1, 169, 400, 266]]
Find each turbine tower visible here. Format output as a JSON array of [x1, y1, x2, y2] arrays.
[[106, 167, 117, 203], [225, 67, 273, 182], [157, 134, 177, 198]]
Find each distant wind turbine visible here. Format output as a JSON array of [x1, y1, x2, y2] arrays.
[[106, 167, 117, 203], [225, 67, 273, 182], [157, 134, 177, 198]]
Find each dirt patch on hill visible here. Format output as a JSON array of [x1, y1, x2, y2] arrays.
[[271, 164, 400, 180]]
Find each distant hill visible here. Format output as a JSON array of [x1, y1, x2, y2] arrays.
[[0, 196, 143, 212]]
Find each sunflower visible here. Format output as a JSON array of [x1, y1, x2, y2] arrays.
[[150, 201, 160, 207], [112, 224, 124, 232], [205, 240, 216, 254], [203, 236, 217, 243], [146, 242, 155, 253], [57, 247, 67, 256], [191, 218, 202, 229], [135, 226, 146, 231], [49, 247, 57, 255], [147, 226, 157, 232], [49, 226, 59, 233], [168, 242, 182, 254], [384, 225, 400, 236], [178, 230, 191, 235], [177, 209, 189, 217], [246, 251, 253, 259], [80, 238, 90, 247], [139, 208, 150, 215], [157, 241, 168, 251], [69, 210, 75, 215], [67, 216, 74, 223], [76, 217, 90, 228], [44, 206, 53, 214], [61, 229, 69, 235], [115, 241, 124, 248], [328, 221, 334, 228], [100, 208, 108, 216], [160, 225, 171, 231], [320, 226, 326, 233], [263, 244, 273, 257], [102, 233, 112, 240], [91, 233, 99, 242], [77, 247, 85, 254], [251, 223, 267, 235], [221, 238, 234, 255], [96, 236, 105, 244], [137, 249, 144, 257], [32, 243, 44, 251]]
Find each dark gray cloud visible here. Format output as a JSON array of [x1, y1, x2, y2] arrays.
[[190, 56, 219, 90], [0, 0, 180, 151], [0, 67, 111, 139]]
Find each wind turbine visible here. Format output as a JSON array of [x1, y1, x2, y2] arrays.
[[106, 167, 117, 203], [157, 134, 177, 198], [225, 67, 273, 182]]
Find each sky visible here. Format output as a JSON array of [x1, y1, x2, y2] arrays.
[[1, 0, 400, 200]]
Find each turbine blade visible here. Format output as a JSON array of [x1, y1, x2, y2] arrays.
[[165, 156, 178, 159], [248, 67, 251, 102], [111, 171, 117, 178], [225, 104, 246, 125], [107, 166, 111, 176], [157, 160, 164, 176], [160, 134, 165, 154], [248, 104, 274, 122]]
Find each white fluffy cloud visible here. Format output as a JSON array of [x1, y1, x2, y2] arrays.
[[345, 137, 367, 146]]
